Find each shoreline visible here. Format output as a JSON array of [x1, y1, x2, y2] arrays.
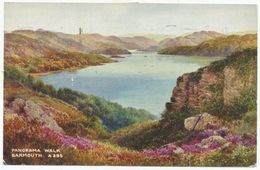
[[30, 52, 154, 78], [30, 62, 114, 78], [30, 66, 89, 78]]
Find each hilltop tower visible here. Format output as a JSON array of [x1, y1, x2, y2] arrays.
[[79, 27, 83, 35], [78, 27, 83, 43]]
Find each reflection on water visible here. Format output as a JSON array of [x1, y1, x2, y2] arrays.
[[39, 52, 223, 116]]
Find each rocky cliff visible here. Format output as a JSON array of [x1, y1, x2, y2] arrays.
[[166, 67, 217, 112], [166, 48, 257, 116]]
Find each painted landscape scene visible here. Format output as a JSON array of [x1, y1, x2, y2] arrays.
[[3, 3, 257, 166]]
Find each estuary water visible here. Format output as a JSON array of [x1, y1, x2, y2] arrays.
[[39, 52, 223, 116]]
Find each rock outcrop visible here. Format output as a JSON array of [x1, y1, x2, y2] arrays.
[[223, 67, 255, 104], [165, 49, 257, 114], [166, 67, 217, 112], [5, 98, 64, 132], [200, 135, 227, 148], [184, 113, 220, 131]]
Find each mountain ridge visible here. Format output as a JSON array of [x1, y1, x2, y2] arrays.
[[159, 31, 225, 49], [11, 29, 159, 53]]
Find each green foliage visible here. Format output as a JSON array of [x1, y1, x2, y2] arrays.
[[194, 146, 256, 167], [4, 65, 155, 131], [208, 48, 257, 74], [28, 65, 38, 73], [235, 110, 257, 135], [4, 65, 33, 87], [207, 59, 227, 73], [112, 104, 194, 150], [110, 120, 160, 150], [56, 87, 156, 131], [93, 48, 131, 55], [158, 46, 195, 55], [161, 103, 194, 130], [60, 116, 111, 139], [205, 85, 256, 120], [203, 79, 225, 116], [158, 34, 257, 57], [204, 49, 257, 119], [224, 87, 256, 119], [188, 67, 205, 83]]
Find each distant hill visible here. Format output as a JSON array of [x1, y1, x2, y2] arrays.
[[159, 31, 225, 49], [5, 29, 163, 74], [159, 34, 257, 56], [12, 29, 91, 52], [121, 33, 175, 41], [120, 36, 158, 50], [228, 30, 257, 35], [11, 29, 159, 53]]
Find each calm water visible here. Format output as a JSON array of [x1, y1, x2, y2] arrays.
[[39, 52, 223, 116]]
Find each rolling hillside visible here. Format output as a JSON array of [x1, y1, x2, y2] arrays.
[[10, 29, 159, 53], [4, 33, 113, 73], [4, 29, 162, 73], [159, 34, 257, 56]]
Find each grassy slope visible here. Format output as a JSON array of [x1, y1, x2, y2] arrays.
[[3, 80, 135, 165], [159, 34, 257, 56], [4, 80, 110, 140], [109, 120, 159, 149], [4, 33, 113, 74]]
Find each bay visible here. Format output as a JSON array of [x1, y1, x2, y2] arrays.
[[39, 52, 223, 116]]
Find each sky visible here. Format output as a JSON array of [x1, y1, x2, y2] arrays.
[[4, 3, 257, 35]]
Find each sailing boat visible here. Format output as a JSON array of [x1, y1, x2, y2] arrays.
[[71, 76, 74, 82]]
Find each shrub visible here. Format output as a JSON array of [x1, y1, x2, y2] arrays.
[[205, 86, 256, 120], [235, 110, 257, 135], [197, 146, 256, 167], [204, 48, 256, 119]]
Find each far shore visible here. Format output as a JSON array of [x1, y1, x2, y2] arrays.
[[30, 66, 85, 78], [30, 62, 113, 78]]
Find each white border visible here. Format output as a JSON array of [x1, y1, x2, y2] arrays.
[[0, 0, 259, 170]]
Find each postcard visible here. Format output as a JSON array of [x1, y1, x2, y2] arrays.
[[2, 0, 258, 167]]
